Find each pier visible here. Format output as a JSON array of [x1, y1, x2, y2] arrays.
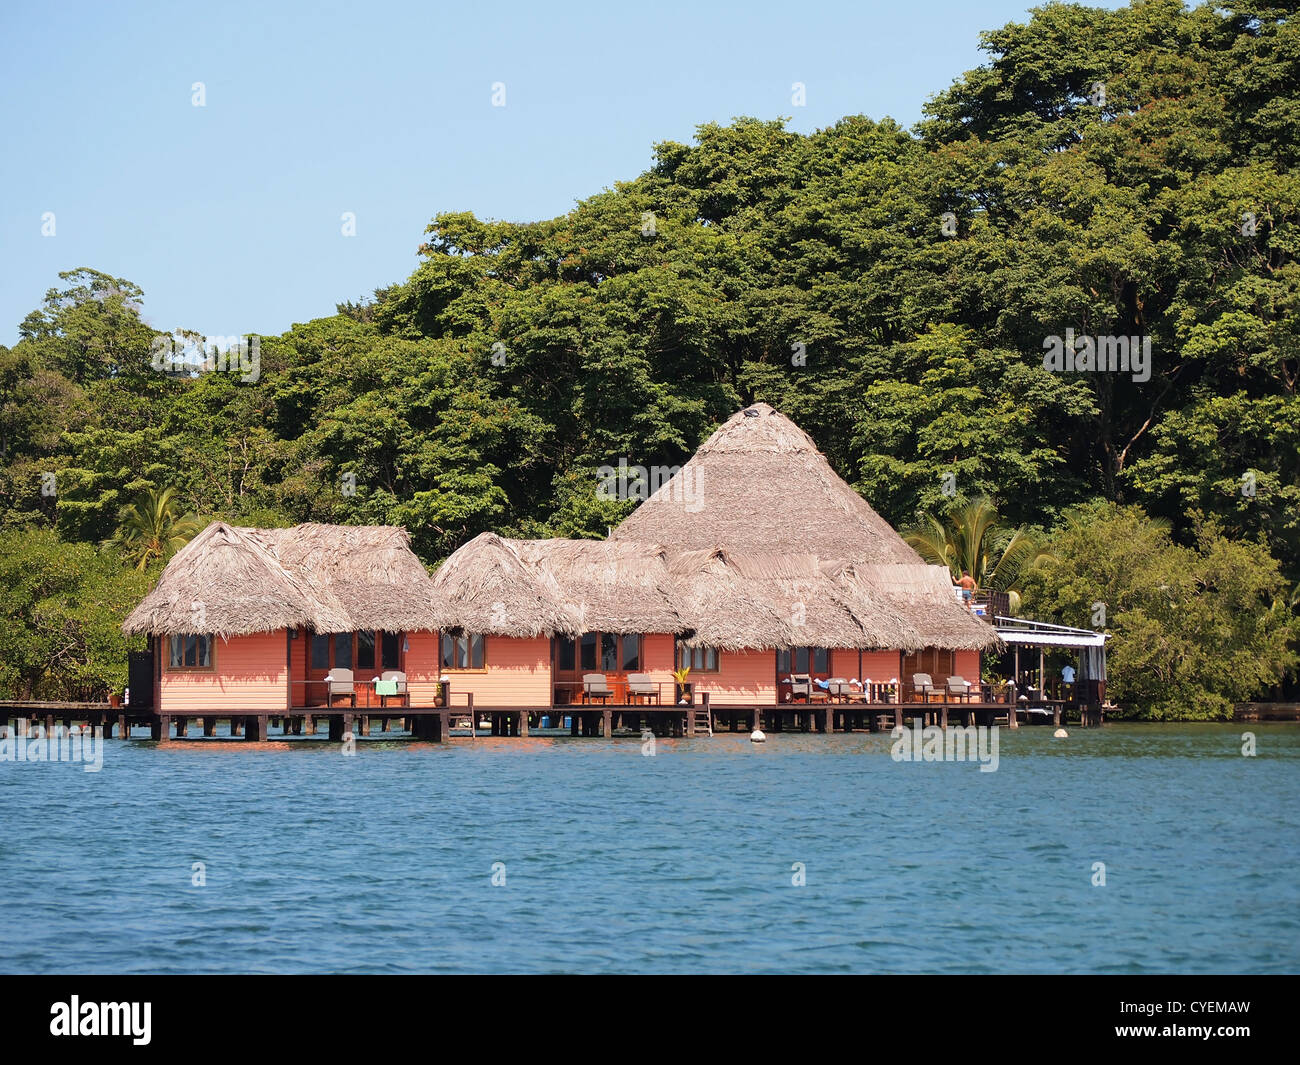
[[1, 687, 1102, 745]]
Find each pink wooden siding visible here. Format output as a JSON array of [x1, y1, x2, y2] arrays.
[[691, 649, 777, 706], [159, 631, 288, 713], [408, 635, 552, 709]]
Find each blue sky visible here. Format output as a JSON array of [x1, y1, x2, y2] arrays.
[[0, 0, 1127, 346]]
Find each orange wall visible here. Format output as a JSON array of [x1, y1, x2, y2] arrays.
[[692, 649, 778, 706], [410, 635, 552, 709], [159, 630, 288, 713], [829, 648, 905, 684], [955, 649, 980, 683]]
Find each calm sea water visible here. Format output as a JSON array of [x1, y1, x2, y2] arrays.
[[1, 722, 1296, 974]]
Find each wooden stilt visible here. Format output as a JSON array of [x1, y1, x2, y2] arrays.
[[117, 714, 128, 739]]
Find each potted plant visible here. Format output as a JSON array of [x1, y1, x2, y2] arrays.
[[672, 666, 692, 705], [108, 691, 122, 710]]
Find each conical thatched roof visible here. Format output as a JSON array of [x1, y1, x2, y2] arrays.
[[610, 402, 923, 563], [427, 532, 582, 637], [122, 521, 434, 637]]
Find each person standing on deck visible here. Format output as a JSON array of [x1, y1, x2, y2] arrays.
[[956, 570, 976, 601]]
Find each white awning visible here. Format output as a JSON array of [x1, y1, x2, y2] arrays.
[[996, 629, 1108, 648]]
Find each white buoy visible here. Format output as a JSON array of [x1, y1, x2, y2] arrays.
[[750, 728, 766, 743], [1053, 727, 1068, 738]]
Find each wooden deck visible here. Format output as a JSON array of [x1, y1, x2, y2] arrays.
[[1, 691, 1100, 743]]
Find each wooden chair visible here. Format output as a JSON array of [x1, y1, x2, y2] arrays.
[[582, 673, 613, 704], [326, 668, 355, 708], [626, 673, 659, 704]]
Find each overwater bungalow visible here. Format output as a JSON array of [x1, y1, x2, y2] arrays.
[[118, 403, 1012, 740], [121, 522, 442, 734]]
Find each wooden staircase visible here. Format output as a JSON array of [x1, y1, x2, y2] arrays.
[[689, 704, 713, 736]]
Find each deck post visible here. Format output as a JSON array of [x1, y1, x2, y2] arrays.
[[202, 717, 216, 737], [117, 714, 128, 739], [230, 717, 243, 737], [519, 710, 529, 738], [940, 704, 948, 729], [602, 709, 612, 738], [894, 703, 903, 731], [360, 715, 370, 737], [438, 709, 450, 741], [825, 705, 834, 734], [342, 713, 354, 742], [153, 715, 169, 743], [303, 714, 316, 736]]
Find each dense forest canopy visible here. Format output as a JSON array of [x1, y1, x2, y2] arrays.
[[1, 0, 1297, 710]]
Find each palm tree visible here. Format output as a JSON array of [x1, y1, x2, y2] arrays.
[[103, 486, 201, 570], [903, 496, 1054, 613]]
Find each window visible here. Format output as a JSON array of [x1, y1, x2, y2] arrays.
[[381, 632, 400, 670], [357, 630, 375, 671], [778, 646, 831, 675], [580, 632, 598, 671], [167, 634, 212, 670], [333, 632, 352, 670], [620, 634, 641, 671], [600, 632, 619, 672], [441, 633, 485, 670], [676, 643, 719, 673], [556, 637, 576, 672], [311, 633, 330, 670]]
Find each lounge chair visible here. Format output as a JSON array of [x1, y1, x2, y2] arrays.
[[826, 678, 856, 703], [326, 667, 355, 708], [945, 675, 975, 703], [379, 670, 408, 708], [582, 673, 613, 704], [911, 673, 936, 703], [626, 673, 659, 704], [788, 674, 812, 702]]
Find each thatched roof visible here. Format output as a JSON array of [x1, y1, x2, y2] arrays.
[[513, 539, 682, 635], [428, 539, 1000, 652], [122, 521, 434, 637], [427, 532, 582, 637], [422, 403, 1000, 652], [610, 402, 924, 563], [852, 563, 1002, 651]]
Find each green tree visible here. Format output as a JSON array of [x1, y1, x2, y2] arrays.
[[1022, 503, 1298, 718], [903, 496, 1053, 612], [102, 487, 200, 570]]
